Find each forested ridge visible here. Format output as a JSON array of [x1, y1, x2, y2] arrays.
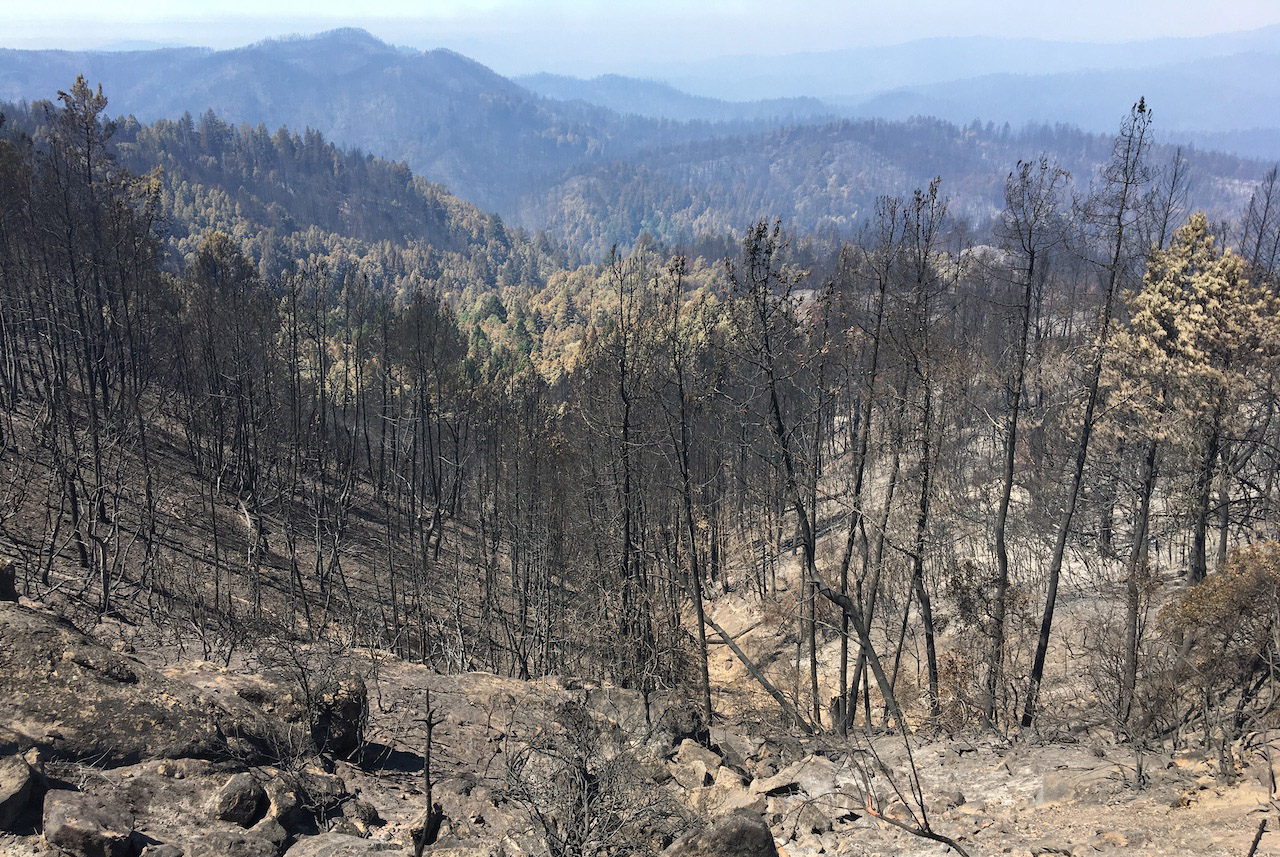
[[1, 29, 1271, 259], [4, 76, 1280, 855]]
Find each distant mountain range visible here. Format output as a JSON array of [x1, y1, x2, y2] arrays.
[[627, 25, 1280, 103], [0, 28, 1274, 253], [535, 29, 1280, 159]]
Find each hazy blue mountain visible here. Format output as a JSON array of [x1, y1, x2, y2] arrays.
[[0, 29, 721, 212], [1182, 128, 1280, 164], [848, 51, 1280, 146], [634, 25, 1280, 102], [516, 73, 839, 123]]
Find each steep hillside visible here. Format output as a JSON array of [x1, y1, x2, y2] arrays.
[[521, 117, 1267, 256], [516, 73, 838, 123], [5, 58, 1280, 857], [1, 96, 571, 303]]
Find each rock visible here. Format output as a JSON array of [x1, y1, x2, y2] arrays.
[[42, 789, 135, 857], [139, 845, 184, 857], [327, 818, 364, 836], [750, 755, 838, 799], [341, 798, 383, 834], [185, 831, 278, 857], [0, 557, 17, 602], [647, 698, 706, 749], [671, 759, 714, 791], [311, 677, 368, 759], [675, 739, 723, 772], [0, 753, 37, 831], [1030, 843, 1072, 856], [285, 832, 403, 856], [0, 603, 231, 767], [211, 773, 267, 827], [1088, 831, 1129, 848], [252, 817, 289, 850], [691, 767, 766, 818], [298, 770, 349, 816], [664, 811, 779, 857], [788, 801, 831, 836], [709, 728, 760, 769], [1036, 766, 1120, 804], [265, 777, 306, 831]]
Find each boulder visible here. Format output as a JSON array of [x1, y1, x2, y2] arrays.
[[647, 698, 706, 749], [749, 756, 838, 799], [0, 603, 230, 767], [251, 817, 289, 850], [674, 739, 723, 772], [664, 811, 779, 857], [211, 772, 267, 827], [284, 832, 402, 856], [298, 770, 349, 816], [340, 798, 383, 835], [709, 728, 759, 769], [139, 846, 183, 857], [185, 831, 278, 857], [0, 557, 17, 602], [671, 759, 714, 791], [265, 777, 306, 832], [42, 789, 136, 857], [311, 677, 367, 759], [0, 753, 37, 831], [1036, 766, 1122, 804], [690, 767, 765, 819]]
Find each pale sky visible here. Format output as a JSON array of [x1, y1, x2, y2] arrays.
[[6, 0, 1280, 76]]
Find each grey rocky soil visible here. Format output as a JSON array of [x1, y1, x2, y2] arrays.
[[0, 597, 1275, 857]]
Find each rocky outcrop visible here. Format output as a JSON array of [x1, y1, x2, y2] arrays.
[[284, 832, 403, 856], [311, 677, 368, 760], [211, 772, 268, 827], [664, 811, 779, 857], [0, 603, 233, 767], [0, 557, 18, 602], [185, 830, 280, 857], [0, 752, 39, 831], [43, 790, 137, 857]]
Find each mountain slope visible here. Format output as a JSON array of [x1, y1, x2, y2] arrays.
[[520, 118, 1266, 256], [516, 73, 838, 123], [1, 30, 1273, 255], [0, 29, 713, 212]]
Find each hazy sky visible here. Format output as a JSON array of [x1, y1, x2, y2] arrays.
[[7, 0, 1280, 75]]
